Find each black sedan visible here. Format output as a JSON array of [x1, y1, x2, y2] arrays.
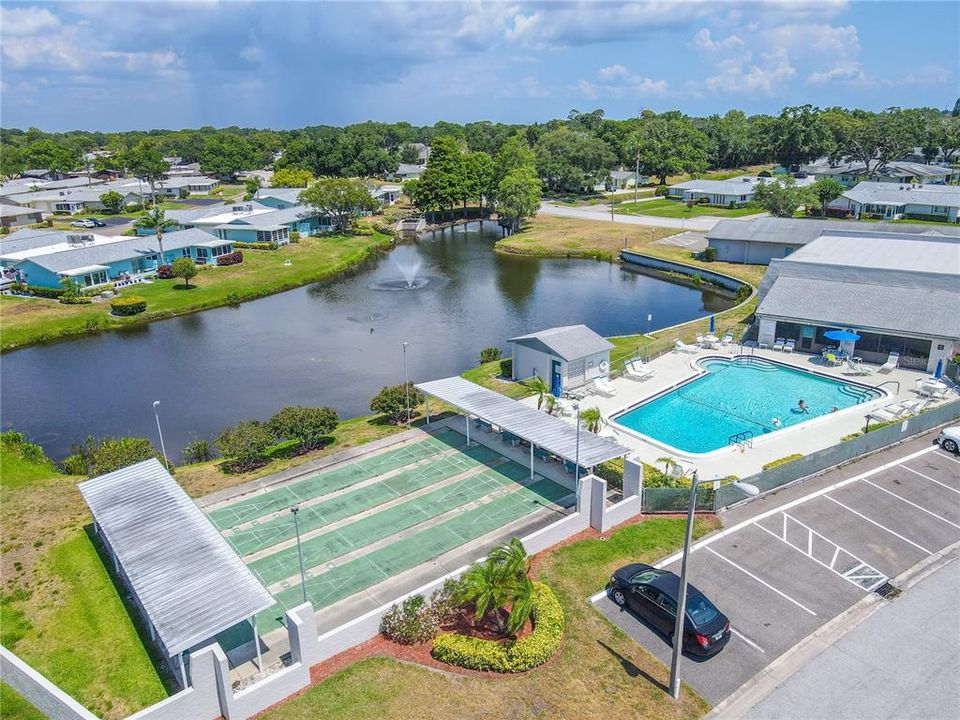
[[608, 563, 730, 657]]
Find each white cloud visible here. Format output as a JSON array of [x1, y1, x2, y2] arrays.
[[807, 62, 866, 85], [579, 64, 669, 100], [519, 76, 549, 98], [703, 47, 796, 94], [690, 28, 744, 52], [0, 6, 60, 35]]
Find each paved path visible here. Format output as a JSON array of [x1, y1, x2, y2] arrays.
[[538, 201, 761, 231], [740, 555, 959, 720]]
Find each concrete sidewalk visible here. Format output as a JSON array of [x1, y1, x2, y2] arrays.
[[737, 554, 960, 720]]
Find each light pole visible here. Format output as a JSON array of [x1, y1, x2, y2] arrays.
[[290, 506, 308, 604], [152, 401, 169, 470], [572, 403, 581, 484], [402, 341, 410, 428], [669, 472, 759, 699]]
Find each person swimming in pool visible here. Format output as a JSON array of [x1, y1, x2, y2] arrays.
[[772, 417, 782, 427], [798, 399, 809, 413]]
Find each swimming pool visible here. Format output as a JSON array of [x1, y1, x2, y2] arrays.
[[613, 357, 883, 455]]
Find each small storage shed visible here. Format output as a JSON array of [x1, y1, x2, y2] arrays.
[[509, 325, 614, 395]]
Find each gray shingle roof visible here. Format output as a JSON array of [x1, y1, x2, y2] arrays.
[[0, 203, 41, 218], [757, 276, 959, 339], [509, 325, 614, 361], [415, 377, 630, 467], [254, 187, 303, 204], [77, 459, 274, 657], [842, 182, 960, 207], [707, 217, 960, 246], [669, 176, 761, 194]]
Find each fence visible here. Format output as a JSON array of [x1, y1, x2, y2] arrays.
[[642, 398, 960, 513]]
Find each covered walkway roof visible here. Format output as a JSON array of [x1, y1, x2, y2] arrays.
[[78, 459, 275, 658], [416, 376, 630, 467]]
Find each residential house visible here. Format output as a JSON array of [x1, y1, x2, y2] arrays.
[[0, 203, 43, 228], [154, 175, 220, 198], [606, 169, 648, 191], [838, 182, 960, 222], [0, 176, 106, 204], [21, 169, 62, 181], [509, 325, 614, 395], [706, 216, 960, 264], [0, 228, 234, 289], [800, 159, 959, 188], [253, 188, 303, 209], [370, 183, 403, 206], [164, 158, 203, 176], [10, 180, 146, 214], [666, 176, 771, 207], [187, 203, 330, 244], [389, 164, 424, 182], [402, 142, 431, 165], [755, 231, 960, 372]]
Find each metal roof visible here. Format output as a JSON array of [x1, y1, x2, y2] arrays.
[[509, 325, 614, 361], [416, 377, 630, 467], [77, 459, 274, 657], [842, 181, 960, 207], [706, 217, 960, 246]]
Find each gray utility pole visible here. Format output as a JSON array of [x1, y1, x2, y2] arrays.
[[152, 401, 169, 470], [402, 341, 410, 427], [291, 506, 308, 604]]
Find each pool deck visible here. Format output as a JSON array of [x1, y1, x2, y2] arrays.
[[520, 347, 957, 479]]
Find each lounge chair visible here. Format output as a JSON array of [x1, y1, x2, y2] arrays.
[[845, 358, 872, 375], [773, 337, 785, 352], [824, 353, 842, 367], [899, 398, 930, 414], [878, 352, 899, 374], [592, 377, 617, 397], [720, 333, 733, 349], [674, 339, 699, 354], [783, 339, 796, 354], [696, 333, 708, 348], [624, 359, 655, 381]]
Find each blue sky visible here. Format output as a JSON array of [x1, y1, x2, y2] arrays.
[[1, 1, 957, 131]]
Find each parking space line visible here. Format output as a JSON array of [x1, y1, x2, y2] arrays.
[[935, 451, 960, 465], [863, 479, 960, 530], [824, 495, 932, 554], [705, 547, 818, 616], [902, 465, 960, 495], [731, 627, 765, 654]]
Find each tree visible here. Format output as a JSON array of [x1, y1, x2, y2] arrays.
[[415, 135, 463, 215], [244, 175, 262, 199], [0, 145, 27, 179], [98, 190, 125, 214], [65, 435, 160, 476], [752, 176, 815, 217], [771, 105, 833, 168], [492, 134, 537, 196], [826, 108, 917, 176], [171, 257, 197, 288], [462, 151, 494, 211], [810, 178, 845, 216], [23, 139, 79, 174], [627, 116, 709, 185], [216, 420, 273, 471], [526, 375, 549, 410], [399, 144, 420, 164], [59, 275, 82, 302], [496, 166, 541, 233], [271, 167, 314, 188], [134, 207, 176, 266], [454, 538, 533, 637], [200, 134, 258, 179], [370, 382, 424, 424], [579, 407, 602, 433], [700, 109, 756, 168], [268, 405, 339, 450], [299, 177, 377, 233], [534, 128, 616, 192], [125, 139, 168, 204]]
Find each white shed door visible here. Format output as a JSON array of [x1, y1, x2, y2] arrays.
[[568, 358, 586, 387]]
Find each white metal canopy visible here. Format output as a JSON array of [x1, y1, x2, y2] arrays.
[[78, 459, 275, 657], [416, 376, 630, 468]]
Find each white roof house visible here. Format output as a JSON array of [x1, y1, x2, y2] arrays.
[[801, 159, 960, 187], [756, 231, 960, 372], [390, 163, 424, 181], [840, 182, 960, 222], [509, 325, 614, 392], [667, 175, 813, 206], [0, 203, 43, 228]]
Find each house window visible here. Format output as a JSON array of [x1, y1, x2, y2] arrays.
[[81, 270, 107, 287], [212, 245, 230, 257], [196, 247, 209, 260], [182, 248, 192, 257], [216, 229, 228, 240]]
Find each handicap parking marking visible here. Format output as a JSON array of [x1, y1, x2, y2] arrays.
[[705, 547, 818, 616], [824, 495, 932, 554], [901, 465, 960, 495], [862, 479, 960, 530]]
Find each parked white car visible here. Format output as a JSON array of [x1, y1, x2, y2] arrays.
[[936, 426, 960, 454], [70, 218, 97, 228]]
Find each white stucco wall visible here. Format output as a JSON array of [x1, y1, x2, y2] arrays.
[[511, 343, 611, 389]]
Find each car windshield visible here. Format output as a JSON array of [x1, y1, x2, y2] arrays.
[[686, 593, 720, 625], [630, 569, 665, 585]]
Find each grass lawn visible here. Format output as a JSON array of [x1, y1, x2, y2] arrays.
[[0, 438, 168, 719], [496, 214, 679, 261], [1, 682, 47, 720], [616, 198, 763, 219], [551, 188, 657, 206], [664, 164, 775, 185], [0, 232, 393, 351], [260, 516, 719, 720], [461, 358, 536, 400]]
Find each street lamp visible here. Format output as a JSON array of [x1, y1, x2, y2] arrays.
[[402, 341, 410, 428], [669, 472, 759, 700], [290, 506, 308, 604], [572, 403, 581, 484], [152, 401, 169, 470]]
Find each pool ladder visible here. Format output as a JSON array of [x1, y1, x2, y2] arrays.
[[728, 430, 754, 450]]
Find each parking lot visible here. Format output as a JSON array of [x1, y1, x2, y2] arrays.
[[593, 436, 960, 706]]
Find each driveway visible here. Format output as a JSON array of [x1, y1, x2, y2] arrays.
[[539, 201, 751, 232], [592, 433, 960, 709]]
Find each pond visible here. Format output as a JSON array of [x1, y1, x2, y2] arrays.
[[0, 222, 736, 460]]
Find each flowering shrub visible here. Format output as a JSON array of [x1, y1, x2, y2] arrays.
[[156, 264, 175, 279], [110, 295, 147, 316], [380, 580, 458, 645], [216, 251, 244, 266]]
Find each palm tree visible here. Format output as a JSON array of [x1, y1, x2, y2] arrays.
[[527, 375, 549, 410], [134, 207, 176, 269], [489, 537, 530, 578], [657, 456, 680, 477], [580, 407, 602, 433], [455, 538, 534, 637]]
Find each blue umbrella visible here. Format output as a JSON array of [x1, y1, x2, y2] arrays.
[[934, 358, 944, 379], [709, 315, 715, 333], [823, 329, 861, 342]]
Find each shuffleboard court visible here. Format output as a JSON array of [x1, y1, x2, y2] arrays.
[[208, 429, 466, 529], [226, 441, 505, 556], [248, 463, 532, 587], [258, 475, 571, 630]]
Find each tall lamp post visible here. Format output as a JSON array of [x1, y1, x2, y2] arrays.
[[290, 506, 308, 604], [669, 472, 759, 700], [402, 341, 410, 428], [572, 403, 581, 483], [152, 401, 169, 470]]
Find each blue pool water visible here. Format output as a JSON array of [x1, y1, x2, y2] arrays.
[[614, 357, 881, 454]]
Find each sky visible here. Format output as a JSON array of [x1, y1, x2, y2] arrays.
[[1, 0, 958, 132]]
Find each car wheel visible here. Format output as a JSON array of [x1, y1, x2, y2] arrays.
[[943, 438, 959, 454], [611, 588, 627, 607]]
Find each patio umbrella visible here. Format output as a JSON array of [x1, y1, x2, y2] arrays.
[[934, 358, 944, 379], [709, 315, 715, 334], [823, 329, 861, 358]]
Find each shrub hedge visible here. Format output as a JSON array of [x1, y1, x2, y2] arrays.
[[156, 264, 175, 279], [110, 295, 147, 316], [26, 286, 64, 299], [762, 453, 803, 470], [216, 251, 244, 266], [233, 241, 278, 250], [431, 582, 564, 673], [263, 438, 302, 459]]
